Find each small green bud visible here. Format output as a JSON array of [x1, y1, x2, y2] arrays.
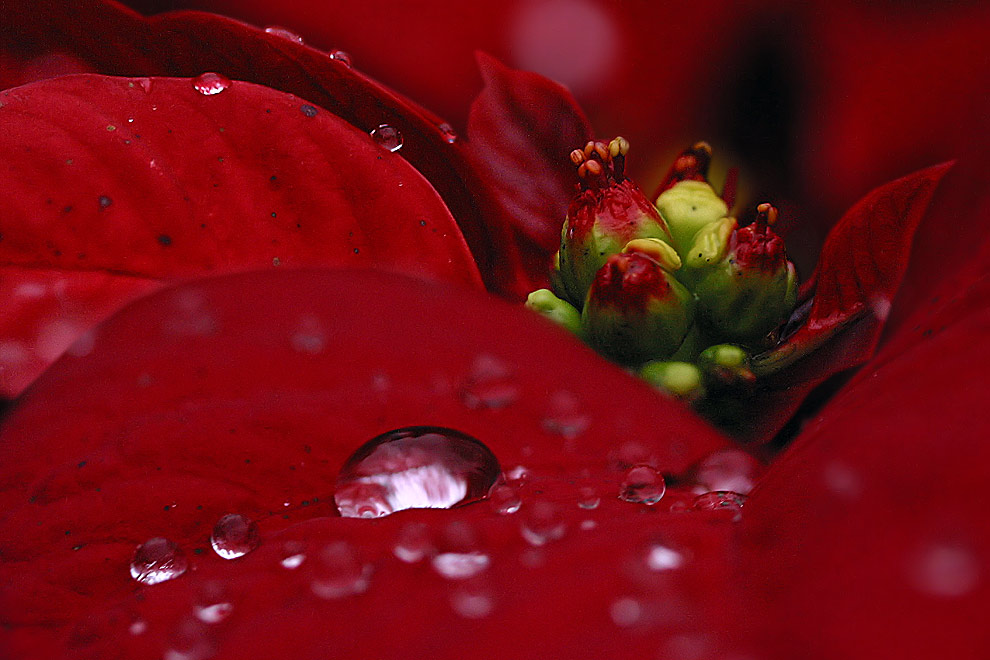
[[526, 288, 582, 336], [697, 344, 756, 388], [581, 251, 695, 365], [640, 361, 706, 402], [692, 204, 798, 347], [655, 180, 729, 259], [558, 138, 671, 305]]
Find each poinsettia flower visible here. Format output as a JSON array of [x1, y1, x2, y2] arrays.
[[1, 1, 988, 659]]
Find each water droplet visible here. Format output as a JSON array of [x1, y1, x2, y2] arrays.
[[610, 596, 643, 627], [460, 354, 519, 409], [619, 465, 666, 505], [163, 617, 217, 660], [520, 501, 566, 546], [431, 551, 490, 580], [579, 519, 597, 530], [130, 537, 188, 585], [192, 72, 232, 96], [281, 553, 305, 570], [133, 77, 152, 93], [194, 582, 233, 624], [129, 620, 147, 635], [505, 465, 531, 483], [299, 104, 318, 118], [437, 122, 458, 144], [280, 540, 306, 570], [577, 486, 600, 510], [263, 25, 305, 44], [541, 390, 590, 439], [290, 314, 326, 354], [692, 491, 746, 520], [646, 544, 687, 571], [907, 541, 981, 598], [489, 484, 522, 515], [370, 124, 403, 152], [450, 578, 494, 618], [210, 514, 261, 559], [334, 426, 501, 519], [310, 542, 371, 599], [329, 49, 352, 66], [693, 449, 760, 496], [393, 522, 434, 563]]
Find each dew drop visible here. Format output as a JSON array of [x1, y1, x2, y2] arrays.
[[580, 519, 597, 531], [520, 501, 566, 546], [393, 522, 434, 564], [431, 551, 491, 580], [310, 542, 371, 599], [693, 449, 760, 496], [370, 123, 403, 152], [692, 491, 746, 520], [279, 540, 306, 570], [299, 104, 318, 118], [577, 486, 600, 510], [129, 620, 147, 636], [505, 465, 531, 483], [290, 314, 326, 354], [263, 25, 305, 44], [133, 77, 152, 93], [210, 514, 261, 559], [541, 390, 590, 439], [130, 537, 188, 585], [489, 484, 522, 515], [460, 354, 520, 409], [450, 579, 494, 619], [610, 596, 643, 628], [907, 541, 981, 598], [437, 122, 458, 144], [194, 582, 233, 624], [329, 49, 352, 66], [192, 72, 232, 96], [334, 426, 500, 519], [646, 543, 687, 571], [619, 465, 666, 505], [163, 617, 217, 660]]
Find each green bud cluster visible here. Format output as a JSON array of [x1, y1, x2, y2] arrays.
[[526, 140, 800, 412]]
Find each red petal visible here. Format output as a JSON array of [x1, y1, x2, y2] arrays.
[[466, 53, 593, 296], [741, 270, 990, 659], [0, 73, 481, 396], [740, 163, 951, 443], [0, 269, 732, 656]]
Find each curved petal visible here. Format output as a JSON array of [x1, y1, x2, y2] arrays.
[[0, 73, 481, 396], [0, 269, 731, 656]]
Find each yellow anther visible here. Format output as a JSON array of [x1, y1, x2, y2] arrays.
[[623, 238, 682, 271], [756, 203, 779, 226], [609, 136, 630, 158], [583, 141, 597, 157]]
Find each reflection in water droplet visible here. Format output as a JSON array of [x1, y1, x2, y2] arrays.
[[335, 426, 500, 519], [619, 465, 666, 505], [330, 50, 352, 66], [393, 522, 434, 563], [310, 542, 371, 599], [192, 72, 232, 96], [542, 390, 590, 439], [370, 124, 403, 152], [489, 484, 522, 515], [693, 449, 760, 495], [431, 551, 491, 580], [646, 544, 686, 571], [692, 491, 746, 521], [577, 486, 600, 510], [460, 354, 520, 409], [210, 514, 261, 559], [520, 501, 566, 546], [908, 542, 981, 598], [438, 122, 458, 144], [264, 25, 305, 43], [610, 597, 643, 628], [130, 537, 188, 585]]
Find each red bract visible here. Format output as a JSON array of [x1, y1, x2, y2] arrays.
[[1, 1, 989, 659]]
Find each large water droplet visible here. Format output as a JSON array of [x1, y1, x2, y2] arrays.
[[263, 25, 304, 44], [310, 542, 371, 599], [335, 426, 500, 519], [489, 484, 522, 515], [431, 551, 491, 580], [393, 522, 434, 564], [619, 465, 666, 505], [370, 124, 403, 152], [693, 491, 746, 520], [437, 122, 458, 144], [210, 514, 261, 559], [130, 537, 188, 585], [329, 49, 352, 66], [192, 72, 231, 96], [460, 354, 520, 409], [520, 501, 566, 546], [693, 449, 760, 495]]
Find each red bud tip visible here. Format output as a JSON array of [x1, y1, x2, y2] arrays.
[[654, 142, 714, 197]]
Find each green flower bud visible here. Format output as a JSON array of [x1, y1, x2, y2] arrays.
[[697, 344, 756, 388], [640, 360, 706, 402], [557, 138, 671, 306], [691, 204, 798, 347], [655, 180, 730, 260], [526, 288, 582, 336], [581, 251, 695, 365]]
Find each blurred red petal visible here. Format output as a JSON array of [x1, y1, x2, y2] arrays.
[[0, 269, 732, 656], [0, 73, 481, 396]]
